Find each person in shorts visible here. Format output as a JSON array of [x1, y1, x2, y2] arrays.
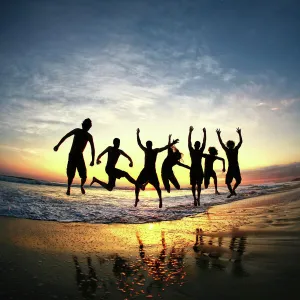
[[202, 147, 225, 195], [188, 126, 206, 206], [53, 118, 95, 195], [216, 127, 243, 198], [135, 128, 179, 208], [90, 138, 136, 190]]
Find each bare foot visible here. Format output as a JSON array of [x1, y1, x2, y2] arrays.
[[81, 186, 85, 194], [66, 188, 70, 196], [159, 199, 162, 208], [90, 177, 96, 186], [215, 191, 220, 195], [135, 199, 139, 207]]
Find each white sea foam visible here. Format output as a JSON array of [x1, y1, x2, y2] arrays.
[[0, 176, 297, 224]]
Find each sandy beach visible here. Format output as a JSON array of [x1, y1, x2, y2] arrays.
[[1, 186, 300, 300]]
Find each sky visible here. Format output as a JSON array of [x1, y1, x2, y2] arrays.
[[0, 0, 300, 186]]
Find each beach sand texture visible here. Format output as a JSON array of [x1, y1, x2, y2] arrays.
[[1, 187, 300, 299]]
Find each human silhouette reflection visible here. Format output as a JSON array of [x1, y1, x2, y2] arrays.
[[188, 126, 206, 206], [135, 128, 179, 208], [229, 236, 249, 277], [136, 231, 186, 297], [53, 119, 95, 195], [193, 229, 248, 274], [73, 256, 98, 299]]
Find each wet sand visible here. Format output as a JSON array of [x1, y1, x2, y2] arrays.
[[1, 187, 300, 299]]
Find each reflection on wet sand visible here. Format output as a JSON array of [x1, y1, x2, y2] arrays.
[[136, 231, 186, 297], [73, 256, 98, 299], [193, 228, 248, 276], [72, 229, 248, 299]]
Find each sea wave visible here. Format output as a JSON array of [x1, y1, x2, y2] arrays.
[[0, 178, 297, 224]]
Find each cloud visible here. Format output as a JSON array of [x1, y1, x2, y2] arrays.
[[243, 162, 300, 182], [0, 144, 40, 155]]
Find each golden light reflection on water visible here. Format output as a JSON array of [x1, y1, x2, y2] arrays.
[[2, 189, 300, 299]]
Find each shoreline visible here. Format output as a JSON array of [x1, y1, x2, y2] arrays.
[[1, 186, 300, 299], [1, 181, 299, 226]]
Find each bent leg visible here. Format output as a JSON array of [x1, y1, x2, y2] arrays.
[[135, 169, 147, 207], [204, 170, 210, 189], [212, 171, 220, 195], [162, 173, 171, 193], [123, 172, 136, 185], [169, 174, 180, 190], [90, 177, 113, 191]]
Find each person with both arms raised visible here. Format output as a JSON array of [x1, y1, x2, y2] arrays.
[[135, 128, 179, 208]]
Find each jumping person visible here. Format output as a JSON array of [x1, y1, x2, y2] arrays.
[[53, 118, 95, 195], [188, 126, 206, 206], [202, 147, 225, 195], [216, 127, 243, 198], [135, 128, 179, 208], [162, 134, 190, 193], [90, 138, 136, 191]]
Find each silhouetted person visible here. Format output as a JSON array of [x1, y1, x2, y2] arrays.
[[53, 118, 95, 195], [202, 147, 225, 194], [188, 126, 206, 206], [135, 128, 179, 208], [216, 128, 243, 198], [90, 138, 136, 190], [161, 134, 190, 193]]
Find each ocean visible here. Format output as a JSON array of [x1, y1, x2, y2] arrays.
[[0, 175, 297, 224]]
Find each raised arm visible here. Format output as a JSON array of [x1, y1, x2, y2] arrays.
[[157, 139, 179, 153], [167, 134, 172, 154], [216, 128, 226, 151], [176, 161, 191, 170], [200, 128, 206, 152], [136, 128, 146, 151], [89, 135, 95, 166], [188, 126, 193, 151], [236, 127, 243, 149], [216, 156, 226, 172], [120, 150, 133, 167], [53, 129, 77, 151], [96, 147, 110, 164]]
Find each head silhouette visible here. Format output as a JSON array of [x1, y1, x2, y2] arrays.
[[173, 147, 183, 161], [146, 140, 153, 149], [226, 140, 235, 149], [194, 141, 201, 150], [82, 118, 92, 131], [113, 138, 120, 148], [208, 147, 218, 156]]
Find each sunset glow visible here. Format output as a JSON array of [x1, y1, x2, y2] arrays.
[[0, 0, 300, 186]]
